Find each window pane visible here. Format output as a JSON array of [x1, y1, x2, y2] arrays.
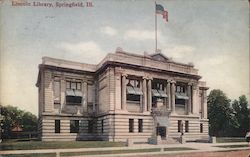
[[70, 120, 79, 133], [54, 80, 60, 102], [87, 85, 94, 103], [127, 94, 140, 102], [77, 82, 82, 90], [138, 119, 143, 133], [88, 120, 93, 133], [71, 82, 77, 89], [200, 123, 203, 133], [129, 119, 134, 133], [177, 86, 180, 92], [66, 81, 71, 89], [175, 99, 185, 105], [178, 120, 181, 132], [185, 121, 189, 132], [101, 120, 104, 133], [66, 96, 82, 104], [55, 120, 60, 133], [135, 80, 140, 88]]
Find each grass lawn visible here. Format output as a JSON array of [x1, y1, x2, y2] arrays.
[[60, 147, 196, 156], [216, 137, 246, 143], [164, 147, 197, 151], [214, 144, 250, 148], [2, 153, 56, 157], [0, 140, 125, 150], [60, 148, 161, 156]]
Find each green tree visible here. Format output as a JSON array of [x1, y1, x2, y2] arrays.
[[208, 89, 239, 136], [232, 95, 250, 136], [0, 105, 37, 139], [22, 112, 38, 132]]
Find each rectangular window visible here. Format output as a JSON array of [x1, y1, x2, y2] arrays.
[[53, 79, 60, 103], [77, 82, 82, 90], [185, 121, 189, 132], [66, 81, 83, 105], [175, 99, 185, 105], [66, 81, 82, 90], [138, 119, 143, 133], [200, 123, 203, 133], [126, 78, 142, 102], [87, 85, 94, 103], [71, 82, 77, 89], [127, 94, 141, 102], [70, 120, 79, 133], [129, 119, 134, 133], [55, 120, 60, 133], [176, 85, 186, 93], [88, 120, 93, 133], [178, 120, 182, 132], [101, 120, 104, 134]]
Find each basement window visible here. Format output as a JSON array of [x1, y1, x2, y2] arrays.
[[129, 119, 134, 133], [200, 123, 203, 133], [178, 120, 182, 132], [70, 120, 79, 133], [138, 119, 143, 133], [55, 120, 60, 133], [185, 121, 189, 132]]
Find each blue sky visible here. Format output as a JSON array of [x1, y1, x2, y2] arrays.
[[0, 0, 249, 115]]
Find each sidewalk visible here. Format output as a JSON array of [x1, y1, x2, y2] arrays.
[[0, 142, 249, 157]]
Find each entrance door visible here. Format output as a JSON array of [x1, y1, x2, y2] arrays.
[[156, 126, 166, 139]]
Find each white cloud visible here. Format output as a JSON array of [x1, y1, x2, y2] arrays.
[[163, 45, 195, 59], [124, 30, 160, 41], [100, 26, 117, 36], [57, 41, 106, 64]]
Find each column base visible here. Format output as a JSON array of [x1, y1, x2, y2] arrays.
[[143, 111, 151, 114], [170, 111, 177, 115]]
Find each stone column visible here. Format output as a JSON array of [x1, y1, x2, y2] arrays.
[[147, 78, 152, 111], [171, 81, 176, 114], [192, 84, 197, 114], [203, 90, 208, 119], [83, 82, 88, 113], [143, 77, 147, 112], [187, 83, 192, 115], [164, 81, 167, 108], [93, 81, 96, 112], [167, 80, 171, 110], [121, 74, 127, 110], [60, 78, 66, 113]]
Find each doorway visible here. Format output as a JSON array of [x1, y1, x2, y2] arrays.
[[156, 126, 166, 139]]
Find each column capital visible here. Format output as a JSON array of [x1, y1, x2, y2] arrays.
[[171, 80, 176, 84], [121, 73, 128, 77], [147, 76, 153, 80], [188, 82, 193, 86], [142, 76, 148, 80], [192, 84, 198, 90], [167, 79, 172, 83]]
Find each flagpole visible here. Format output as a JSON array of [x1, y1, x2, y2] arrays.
[[155, 1, 157, 53]]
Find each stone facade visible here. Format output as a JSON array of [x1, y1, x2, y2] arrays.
[[36, 49, 209, 142]]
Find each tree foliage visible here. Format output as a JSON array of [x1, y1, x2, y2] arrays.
[[208, 89, 249, 137], [0, 105, 38, 139], [232, 95, 250, 136]]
